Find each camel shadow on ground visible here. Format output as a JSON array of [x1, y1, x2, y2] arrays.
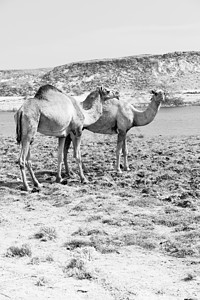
[[0, 180, 21, 190], [35, 170, 72, 184], [0, 170, 59, 191]]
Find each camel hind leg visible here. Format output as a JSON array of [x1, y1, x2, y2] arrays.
[[116, 131, 126, 173], [64, 134, 73, 177], [56, 137, 65, 183], [19, 123, 39, 191], [19, 135, 40, 191], [122, 138, 130, 171], [74, 136, 87, 183], [19, 139, 31, 191], [26, 148, 41, 189], [64, 133, 88, 179], [73, 128, 87, 183]]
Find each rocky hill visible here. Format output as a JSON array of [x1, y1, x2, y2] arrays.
[[1, 51, 200, 107], [0, 68, 52, 97]]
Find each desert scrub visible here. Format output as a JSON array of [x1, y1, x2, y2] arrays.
[[29, 256, 40, 265], [45, 254, 54, 262], [64, 236, 120, 254], [72, 227, 108, 237], [35, 276, 48, 286], [72, 246, 98, 261], [64, 238, 92, 250], [122, 231, 159, 250], [152, 209, 194, 228], [160, 240, 197, 258], [6, 243, 32, 257], [34, 226, 57, 241], [90, 235, 121, 253], [63, 258, 96, 280], [29, 254, 54, 265]]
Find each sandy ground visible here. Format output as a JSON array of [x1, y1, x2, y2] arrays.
[[0, 130, 200, 300]]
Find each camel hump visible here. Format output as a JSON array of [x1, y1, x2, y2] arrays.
[[35, 84, 63, 100]]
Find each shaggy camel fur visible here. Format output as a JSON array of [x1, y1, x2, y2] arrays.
[[64, 90, 165, 174], [15, 84, 119, 191]]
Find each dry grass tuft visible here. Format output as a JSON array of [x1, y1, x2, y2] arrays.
[[160, 240, 197, 258], [34, 226, 57, 241], [6, 244, 32, 257], [29, 256, 40, 265], [122, 231, 158, 250], [90, 235, 121, 254], [35, 276, 48, 286], [64, 238, 92, 250], [182, 273, 196, 282], [63, 258, 96, 280]]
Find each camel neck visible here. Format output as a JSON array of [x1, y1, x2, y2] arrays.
[[133, 100, 161, 127], [82, 93, 103, 126]]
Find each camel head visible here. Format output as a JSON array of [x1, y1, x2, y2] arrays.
[[82, 87, 119, 111], [151, 90, 165, 105], [98, 86, 120, 101]]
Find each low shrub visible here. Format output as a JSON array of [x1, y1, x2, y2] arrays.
[[6, 244, 32, 257]]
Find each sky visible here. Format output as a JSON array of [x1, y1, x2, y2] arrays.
[[0, 0, 200, 70]]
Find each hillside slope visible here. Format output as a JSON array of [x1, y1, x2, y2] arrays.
[[0, 68, 52, 97], [1, 51, 200, 106], [43, 51, 200, 93]]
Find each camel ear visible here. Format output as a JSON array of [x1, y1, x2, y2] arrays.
[[151, 90, 158, 96], [98, 86, 103, 94]]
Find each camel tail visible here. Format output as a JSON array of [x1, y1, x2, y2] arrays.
[[14, 109, 23, 145]]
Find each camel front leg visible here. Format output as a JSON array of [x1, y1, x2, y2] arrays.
[[56, 137, 65, 183], [122, 138, 130, 171], [64, 133, 88, 178], [116, 131, 126, 173], [74, 135, 87, 183]]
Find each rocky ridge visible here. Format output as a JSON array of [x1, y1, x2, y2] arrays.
[[1, 51, 200, 107]]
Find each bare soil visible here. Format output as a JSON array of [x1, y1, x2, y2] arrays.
[[0, 130, 200, 300]]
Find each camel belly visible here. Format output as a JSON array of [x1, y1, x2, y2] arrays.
[[38, 114, 71, 137], [85, 115, 117, 134], [37, 101, 76, 136]]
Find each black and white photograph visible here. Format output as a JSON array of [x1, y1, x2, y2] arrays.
[[0, 0, 200, 299]]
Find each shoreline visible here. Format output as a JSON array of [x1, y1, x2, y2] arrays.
[[1, 93, 200, 112], [0, 99, 200, 112], [1, 102, 200, 112]]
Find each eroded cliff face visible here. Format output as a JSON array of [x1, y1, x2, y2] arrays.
[[42, 52, 200, 93], [42, 51, 200, 105], [1, 51, 200, 106]]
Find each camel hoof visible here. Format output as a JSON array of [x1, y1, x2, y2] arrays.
[[81, 177, 88, 184], [56, 177, 62, 183], [34, 183, 42, 189], [21, 186, 31, 192], [60, 178, 68, 185], [124, 167, 130, 171], [31, 186, 41, 193]]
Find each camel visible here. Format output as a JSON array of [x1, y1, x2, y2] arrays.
[[14, 84, 119, 191], [64, 90, 165, 175]]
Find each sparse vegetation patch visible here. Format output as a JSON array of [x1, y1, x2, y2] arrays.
[[63, 258, 97, 280], [6, 244, 32, 257], [34, 226, 57, 241]]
